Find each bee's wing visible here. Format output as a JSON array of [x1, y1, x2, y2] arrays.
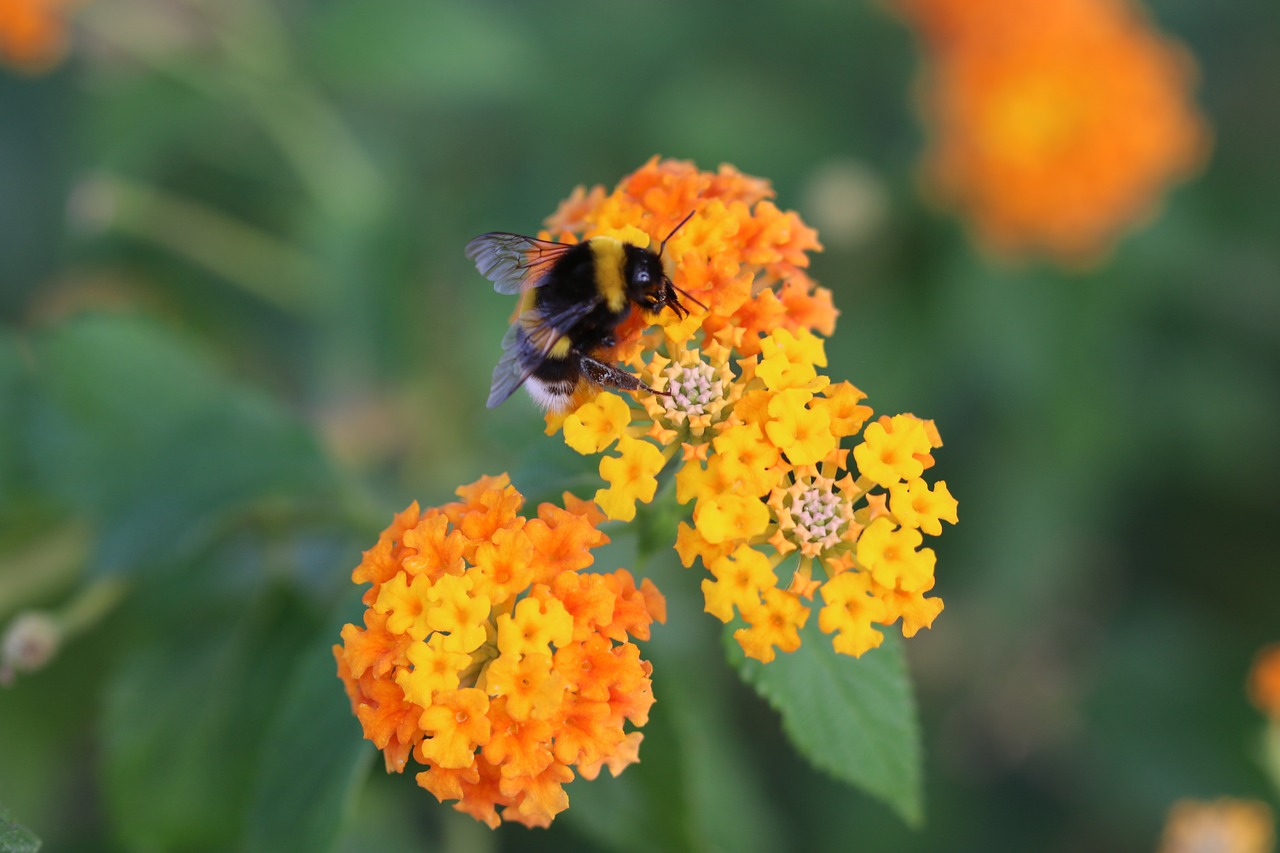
[[486, 299, 601, 408], [487, 322, 533, 408], [465, 233, 574, 295]]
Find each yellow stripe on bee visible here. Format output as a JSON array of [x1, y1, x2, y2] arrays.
[[588, 237, 628, 313], [519, 288, 538, 314], [548, 337, 572, 358]]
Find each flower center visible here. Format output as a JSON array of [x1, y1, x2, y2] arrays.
[[662, 360, 722, 416], [776, 475, 851, 557]]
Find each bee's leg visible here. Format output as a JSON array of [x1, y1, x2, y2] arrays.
[[576, 353, 669, 398]]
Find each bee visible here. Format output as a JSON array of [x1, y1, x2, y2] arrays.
[[466, 211, 702, 410]]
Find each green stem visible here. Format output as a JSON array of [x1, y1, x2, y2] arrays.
[[1264, 721, 1280, 800], [55, 576, 128, 639], [196, 0, 384, 218], [77, 0, 384, 221], [0, 576, 128, 685], [0, 522, 91, 620], [77, 173, 318, 312]]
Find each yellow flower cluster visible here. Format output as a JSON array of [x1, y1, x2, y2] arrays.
[[334, 475, 666, 828], [555, 328, 955, 662]]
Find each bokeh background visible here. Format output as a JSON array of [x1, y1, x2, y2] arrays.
[[2, 0, 1279, 850]]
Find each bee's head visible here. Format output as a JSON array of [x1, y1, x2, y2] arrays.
[[625, 251, 678, 313], [625, 210, 706, 320], [626, 252, 698, 321]]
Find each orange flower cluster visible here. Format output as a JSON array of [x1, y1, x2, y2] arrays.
[[0, 0, 79, 71], [1249, 644, 1280, 720], [895, 0, 1210, 264], [538, 159, 956, 663], [334, 475, 666, 828], [544, 156, 835, 362]]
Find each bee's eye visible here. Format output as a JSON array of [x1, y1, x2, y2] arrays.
[[634, 268, 650, 285]]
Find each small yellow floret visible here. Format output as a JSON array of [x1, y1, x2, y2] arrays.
[[853, 415, 934, 487], [563, 393, 632, 455], [693, 492, 770, 545], [734, 588, 810, 663], [701, 545, 778, 622], [595, 436, 666, 522], [396, 634, 474, 706], [890, 478, 958, 536], [497, 596, 574, 658], [765, 389, 837, 466], [818, 572, 888, 657]]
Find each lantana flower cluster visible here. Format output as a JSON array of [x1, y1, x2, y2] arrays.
[[333, 475, 666, 828], [894, 0, 1210, 264], [556, 329, 955, 663], [541, 159, 957, 662]]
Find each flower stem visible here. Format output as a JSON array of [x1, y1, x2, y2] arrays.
[[73, 173, 318, 313]]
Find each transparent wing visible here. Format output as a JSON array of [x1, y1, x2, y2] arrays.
[[521, 297, 600, 353], [486, 299, 602, 408], [465, 232, 574, 295], [487, 322, 534, 408]]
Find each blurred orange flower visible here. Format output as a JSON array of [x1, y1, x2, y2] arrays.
[[0, 0, 79, 72], [1158, 798, 1275, 853], [896, 0, 1211, 265], [335, 476, 665, 828], [1249, 644, 1280, 720]]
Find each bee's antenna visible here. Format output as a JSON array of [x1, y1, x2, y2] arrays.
[[657, 210, 696, 257], [670, 282, 707, 312]]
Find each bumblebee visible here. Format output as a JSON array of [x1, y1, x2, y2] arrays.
[[466, 212, 701, 410]]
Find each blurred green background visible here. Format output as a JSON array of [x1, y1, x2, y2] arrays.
[[2, 0, 1279, 850]]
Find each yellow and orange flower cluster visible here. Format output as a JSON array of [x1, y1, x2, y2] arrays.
[[0, 0, 80, 71], [540, 160, 957, 663], [556, 329, 954, 663], [334, 475, 666, 828], [894, 0, 1210, 265]]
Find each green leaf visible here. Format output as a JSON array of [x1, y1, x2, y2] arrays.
[[22, 313, 335, 576], [244, 613, 373, 853], [101, 583, 320, 852], [728, 622, 923, 826], [0, 808, 41, 853]]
